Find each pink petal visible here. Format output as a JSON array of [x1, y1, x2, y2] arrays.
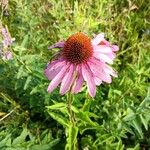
[[81, 63, 96, 97], [93, 45, 112, 53], [47, 63, 69, 93], [72, 65, 84, 94], [107, 53, 116, 60], [92, 33, 104, 46], [99, 39, 119, 52], [45, 66, 62, 80], [2, 51, 13, 60], [88, 59, 112, 83], [48, 41, 65, 50], [103, 64, 118, 77], [99, 39, 110, 46], [94, 77, 102, 85], [44, 59, 66, 80], [93, 52, 113, 64], [45, 58, 63, 69], [112, 45, 119, 51], [60, 64, 75, 95]]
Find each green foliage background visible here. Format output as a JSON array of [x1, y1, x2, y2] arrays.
[[0, 0, 150, 149]]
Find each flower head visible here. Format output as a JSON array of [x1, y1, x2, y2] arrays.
[[2, 51, 13, 60], [1, 27, 15, 48], [0, 25, 15, 60], [45, 32, 119, 97]]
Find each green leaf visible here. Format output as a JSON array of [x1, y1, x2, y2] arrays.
[[82, 98, 91, 112], [47, 103, 68, 115], [133, 143, 140, 150], [139, 88, 150, 108], [0, 134, 11, 148], [12, 128, 29, 145], [24, 76, 32, 90], [16, 63, 28, 79], [126, 143, 140, 150], [113, 90, 122, 96], [77, 111, 97, 126], [93, 134, 114, 146], [123, 108, 136, 121], [30, 84, 45, 95], [87, 112, 99, 118], [30, 139, 60, 150], [79, 124, 101, 134], [46, 103, 66, 110], [140, 114, 148, 130], [47, 111, 69, 127], [132, 119, 143, 138], [71, 105, 79, 113], [16, 66, 24, 79], [21, 34, 29, 48], [116, 140, 124, 150]]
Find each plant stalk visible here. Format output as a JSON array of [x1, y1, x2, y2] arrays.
[[67, 91, 75, 125]]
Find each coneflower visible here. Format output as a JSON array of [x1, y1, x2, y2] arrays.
[[45, 32, 119, 97]]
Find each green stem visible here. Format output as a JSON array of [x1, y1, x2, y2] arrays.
[[66, 92, 78, 150], [67, 92, 75, 125]]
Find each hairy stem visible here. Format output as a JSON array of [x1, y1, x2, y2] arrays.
[[66, 92, 78, 150], [67, 92, 75, 125]]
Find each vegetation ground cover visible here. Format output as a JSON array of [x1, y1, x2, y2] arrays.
[[0, 0, 150, 149]]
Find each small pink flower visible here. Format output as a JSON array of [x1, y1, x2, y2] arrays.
[[0, 26, 15, 60], [45, 32, 119, 97], [1, 27, 15, 48], [2, 51, 13, 60]]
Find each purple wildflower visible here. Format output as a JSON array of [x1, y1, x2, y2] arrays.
[[2, 51, 12, 60], [0, 25, 15, 60], [1, 27, 15, 48], [45, 32, 119, 97]]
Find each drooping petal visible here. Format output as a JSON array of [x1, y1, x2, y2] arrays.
[[60, 64, 75, 95], [103, 64, 118, 77], [45, 66, 62, 80], [48, 41, 65, 50], [92, 33, 104, 46], [88, 59, 112, 83], [93, 52, 113, 64], [93, 45, 112, 53], [72, 65, 84, 94], [99, 39, 119, 52], [81, 63, 96, 97], [47, 63, 69, 93], [44, 58, 66, 80]]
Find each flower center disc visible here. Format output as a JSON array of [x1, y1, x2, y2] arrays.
[[63, 32, 93, 64]]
